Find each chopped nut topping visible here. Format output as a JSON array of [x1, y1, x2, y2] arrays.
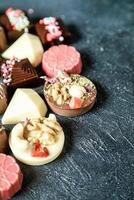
[[24, 117, 61, 147], [44, 72, 96, 107]]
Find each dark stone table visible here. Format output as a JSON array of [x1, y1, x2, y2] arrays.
[[0, 0, 134, 199]]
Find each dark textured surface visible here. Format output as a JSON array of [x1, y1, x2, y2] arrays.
[[0, 0, 134, 199]]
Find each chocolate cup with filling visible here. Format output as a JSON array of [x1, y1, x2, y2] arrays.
[[45, 96, 96, 117], [35, 18, 71, 46], [0, 125, 8, 153], [44, 74, 97, 117]]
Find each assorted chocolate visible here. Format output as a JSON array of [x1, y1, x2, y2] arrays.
[[0, 6, 98, 200], [35, 17, 71, 46]]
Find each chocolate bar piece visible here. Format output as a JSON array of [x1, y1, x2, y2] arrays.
[[35, 17, 71, 45], [0, 8, 30, 42], [1, 58, 38, 88], [0, 27, 8, 52]]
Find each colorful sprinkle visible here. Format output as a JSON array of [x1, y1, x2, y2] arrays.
[[39, 17, 63, 42], [5, 8, 30, 31], [1, 57, 20, 86]]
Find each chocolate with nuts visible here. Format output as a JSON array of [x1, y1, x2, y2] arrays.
[[44, 71, 97, 116], [23, 117, 62, 157]]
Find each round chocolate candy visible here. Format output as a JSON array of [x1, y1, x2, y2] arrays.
[[44, 73, 97, 117]]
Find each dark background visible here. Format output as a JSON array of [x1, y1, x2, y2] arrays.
[[0, 0, 134, 199]]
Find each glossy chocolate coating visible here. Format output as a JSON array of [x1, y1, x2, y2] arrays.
[[0, 26, 8, 52], [0, 125, 8, 153], [0, 83, 8, 115], [1, 58, 39, 88]]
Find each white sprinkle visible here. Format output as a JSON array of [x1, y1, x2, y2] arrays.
[[59, 36, 64, 42], [11, 61, 15, 65], [27, 8, 34, 15]]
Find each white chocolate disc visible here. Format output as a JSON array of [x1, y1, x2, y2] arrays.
[[9, 115, 65, 166]]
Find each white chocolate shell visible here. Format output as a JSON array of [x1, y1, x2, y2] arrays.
[[9, 114, 65, 166]]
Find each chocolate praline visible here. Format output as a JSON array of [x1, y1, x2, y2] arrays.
[[0, 125, 8, 153], [0, 58, 38, 88], [0, 83, 8, 115], [0, 8, 32, 42], [44, 73, 97, 117], [35, 17, 71, 46]]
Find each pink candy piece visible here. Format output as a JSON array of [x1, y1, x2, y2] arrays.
[[42, 45, 82, 77], [0, 154, 23, 200], [13, 9, 22, 17], [5, 7, 13, 15]]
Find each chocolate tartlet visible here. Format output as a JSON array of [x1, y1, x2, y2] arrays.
[[0, 125, 8, 153], [44, 72, 97, 117], [0, 83, 8, 115], [35, 17, 71, 46], [0, 8, 30, 42]]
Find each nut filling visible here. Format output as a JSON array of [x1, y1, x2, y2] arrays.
[[44, 71, 97, 109], [23, 117, 62, 157]]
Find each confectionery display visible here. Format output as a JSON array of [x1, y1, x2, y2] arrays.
[[2, 88, 47, 124], [35, 17, 71, 45], [0, 7, 30, 41], [1, 57, 38, 87], [44, 71, 97, 116], [2, 33, 44, 67], [0, 27, 7, 52], [42, 44, 82, 77], [0, 153, 23, 200], [0, 125, 8, 153], [9, 114, 65, 165], [0, 6, 98, 199], [0, 83, 8, 115]]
